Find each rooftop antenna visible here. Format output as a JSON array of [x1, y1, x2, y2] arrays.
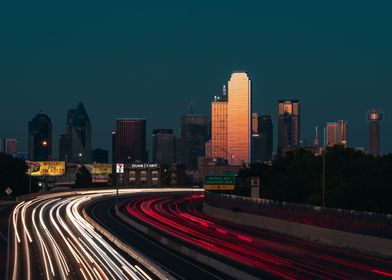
[[222, 85, 227, 96]]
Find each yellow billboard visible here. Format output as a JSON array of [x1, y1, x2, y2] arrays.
[[28, 161, 66, 176], [91, 164, 112, 175]]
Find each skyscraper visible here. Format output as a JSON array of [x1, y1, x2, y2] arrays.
[[227, 72, 251, 165], [260, 115, 273, 161], [326, 120, 348, 147], [180, 114, 209, 170], [211, 86, 228, 159], [65, 102, 92, 163], [251, 114, 273, 162], [28, 112, 52, 161], [152, 129, 175, 164], [113, 118, 148, 163], [277, 100, 300, 157], [58, 134, 69, 161], [367, 108, 384, 157], [0, 138, 17, 154]]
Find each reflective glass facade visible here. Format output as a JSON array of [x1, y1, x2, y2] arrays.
[[227, 72, 251, 164]]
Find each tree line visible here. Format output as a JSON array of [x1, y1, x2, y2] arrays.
[[238, 145, 392, 214]]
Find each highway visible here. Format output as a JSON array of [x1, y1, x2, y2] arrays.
[[116, 192, 392, 280], [7, 189, 188, 280]]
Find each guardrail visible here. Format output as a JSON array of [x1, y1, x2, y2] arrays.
[[205, 192, 392, 239]]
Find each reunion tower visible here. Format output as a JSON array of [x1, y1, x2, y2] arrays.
[[367, 107, 384, 157]]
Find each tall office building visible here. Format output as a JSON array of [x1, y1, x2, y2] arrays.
[[0, 138, 17, 154], [211, 86, 228, 159], [113, 118, 148, 163], [260, 115, 273, 161], [28, 112, 52, 161], [367, 108, 384, 157], [152, 129, 175, 164], [251, 114, 273, 162], [326, 120, 348, 147], [58, 134, 69, 161], [91, 148, 109, 163], [180, 114, 209, 170], [65, 102, 92, 163], [227, 72, 251, 165], [277, 100, 300, 157]]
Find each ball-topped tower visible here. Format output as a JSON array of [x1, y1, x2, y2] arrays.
[[366, 107, 384, 156]]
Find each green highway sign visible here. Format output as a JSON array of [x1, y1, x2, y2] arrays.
[[204, 175, 235, 185]]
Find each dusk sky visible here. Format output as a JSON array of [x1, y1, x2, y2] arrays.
[[1, 1, 391, 156]]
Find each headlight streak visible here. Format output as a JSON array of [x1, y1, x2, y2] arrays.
[[10, 189, 190, 280]]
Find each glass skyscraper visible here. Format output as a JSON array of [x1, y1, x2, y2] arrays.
[[211, 86, 228, 159], [277, 100, 300, 157], [28, 112, 52, 161], [227, 72, 251, 165]]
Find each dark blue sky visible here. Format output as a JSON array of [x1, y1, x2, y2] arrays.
[[1, 1, 391, 156]]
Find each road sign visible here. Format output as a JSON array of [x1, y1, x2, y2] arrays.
[[204, 184, 235, 190], [5, 187, 12, 195], [116, 163, 124, 174], [204, 175, 235, 185]]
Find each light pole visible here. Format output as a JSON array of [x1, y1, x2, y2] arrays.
[[322, 150, 325, 208], [28, 140, 48, 193]]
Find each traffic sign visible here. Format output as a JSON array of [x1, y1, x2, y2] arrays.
[[116, 163, 124, 174], [204, 184, 235, 190], [5, 187, 12, 195], [204, 175, 235, 185]]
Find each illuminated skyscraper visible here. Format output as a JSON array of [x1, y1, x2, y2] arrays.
[[277, 100, 300, 157], [326, 120, 348, 147], [227, 72, 251, 165], [113, 118, 148, 163], [28, 112, 52, 161], [211, 86, 228, 159], [367, 108, 384, 157]]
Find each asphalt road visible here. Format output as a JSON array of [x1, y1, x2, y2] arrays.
[[118, 192, 392, 280], [87, 196, 236, 280], [7, 189, 173, 280]]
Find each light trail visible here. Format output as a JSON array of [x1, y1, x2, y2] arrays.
[[9, 189, 189, 280], [123, 193, 392, 280]]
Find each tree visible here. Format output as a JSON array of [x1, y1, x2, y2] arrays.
[[75, 165, 92, 188]]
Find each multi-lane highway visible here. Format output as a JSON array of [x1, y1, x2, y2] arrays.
[[7, 189, 184, 280], [6, 189, 392, 280], [116, 192, 392, 280]]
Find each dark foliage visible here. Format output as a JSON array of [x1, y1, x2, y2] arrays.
[[239, 146, 392, 214], [75, 165, 92, 188], [0, 152, 38, 198]]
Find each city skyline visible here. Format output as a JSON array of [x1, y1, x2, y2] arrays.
[[1, 2, 392, 155]]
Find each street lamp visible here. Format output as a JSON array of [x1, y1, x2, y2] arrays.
[[28, 140, 48, 193]]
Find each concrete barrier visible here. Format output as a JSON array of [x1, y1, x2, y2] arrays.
[[203, 202, 392, 258], [82, 207, 175, 280], [114, 204, 261, 280]]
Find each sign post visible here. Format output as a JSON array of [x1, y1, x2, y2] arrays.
[[250, 177, 260, 198], [115, 163, 124, 206]]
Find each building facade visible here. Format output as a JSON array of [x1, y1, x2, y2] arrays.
[[180, 114, 209, 170], [28, 112, 52, 161], [63, 102, 92, 163], [252, 115, 273, 162], [277, 100, 300, 157], [227, 72, 251, 165], [0, 138, 17, 154], [326, 120, 348, 147], [211, 86, 228, 159], [152, 129, 175, 164], [113, 118, 148, 163]]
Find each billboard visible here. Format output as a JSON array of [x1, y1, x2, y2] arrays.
[[27, 161, 65, 176], [84, 164, 112, 183]]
